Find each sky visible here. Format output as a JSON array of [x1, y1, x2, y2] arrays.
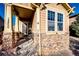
[[0, 3, 79, 20], [69, 3, 79, 16], [0, 3, 4, 20], [0, 3, 15, 25]]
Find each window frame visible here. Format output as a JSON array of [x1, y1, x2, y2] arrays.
[[46, 8, 65, 34], [57, 12, 64, 31], [48, 10, 55, 31]]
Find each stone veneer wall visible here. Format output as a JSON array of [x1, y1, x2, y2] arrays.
[[2, 32, 73, 56], [40, 33, 73, 56], [30, 32, 73, 56], [2, 33, 13, 50], [33, 33, 39, 55]]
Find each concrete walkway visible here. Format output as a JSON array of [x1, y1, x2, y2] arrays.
[[70, 36, 79, 56]]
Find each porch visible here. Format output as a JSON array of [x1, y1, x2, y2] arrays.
[[12, 4, 35, 47], [2, 3, 40, 54]]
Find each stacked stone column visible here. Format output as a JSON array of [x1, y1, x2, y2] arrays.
[[2, 4, 13, 50]]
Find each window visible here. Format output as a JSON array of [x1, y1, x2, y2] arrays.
[[47, 10, 64, 32], [57, 13, 63, 31], [48, 10, 55, 31]]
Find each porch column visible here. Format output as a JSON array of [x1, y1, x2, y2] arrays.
[[14, 15, 19, 46], [15, 16, 19, 32], [4, 4, 12, 33], [36, 7, 41, 56], [2, 4, 13, 50]]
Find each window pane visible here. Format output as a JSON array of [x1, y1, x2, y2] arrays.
[[48, 10, 55, 21], [57, 23, 63, 31], [48, 21, 55, 31], [51, 11, 55, 21], [48, 10, 51, 20], [57, 13, 63, 22]]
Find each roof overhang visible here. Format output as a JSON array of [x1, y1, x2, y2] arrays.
[[32, 3, 73, 15], [62, 3, 72, 11], [62, 3, 74, 14]]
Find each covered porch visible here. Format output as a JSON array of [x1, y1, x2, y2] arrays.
[[12, 4, 35, 47], [2, 3, 40, 51]]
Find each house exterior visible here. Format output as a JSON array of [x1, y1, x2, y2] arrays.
[[69, 14, 79, 25], [2, 3, 73, 56]]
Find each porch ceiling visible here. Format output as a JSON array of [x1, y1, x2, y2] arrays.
[[13, 5, 35, 19]]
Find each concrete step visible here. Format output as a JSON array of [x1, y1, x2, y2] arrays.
[[12, 34, 37, 56], [16, 39, 37, 56]]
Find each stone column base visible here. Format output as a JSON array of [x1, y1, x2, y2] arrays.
[[2, 32, 14, 50], [13, 32, 20, 47]]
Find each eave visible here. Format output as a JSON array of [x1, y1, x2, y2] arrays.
[[32, 3, 74, 14], [62, 3, 74, 14], [12, 3, 35, 11]]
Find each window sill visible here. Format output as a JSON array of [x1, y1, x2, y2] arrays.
[[46, 31, 65, 35]]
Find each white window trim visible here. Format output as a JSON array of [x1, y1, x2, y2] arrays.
[[46, 8, 65, 34]]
